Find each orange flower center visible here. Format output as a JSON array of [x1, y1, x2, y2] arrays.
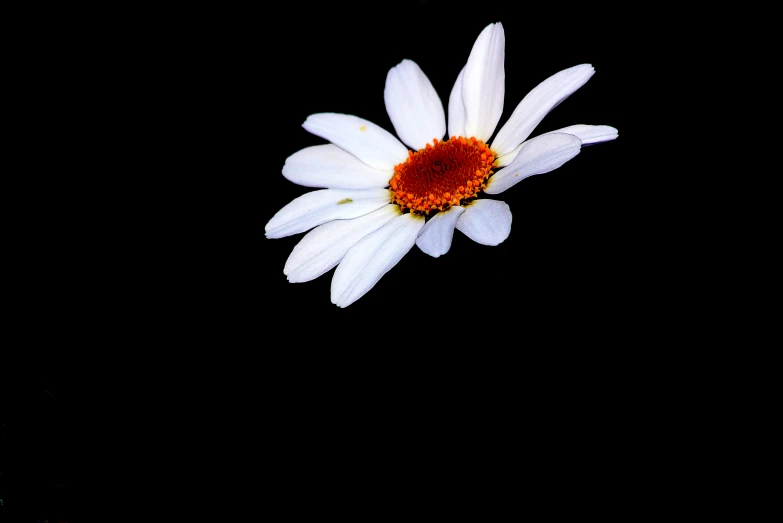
[[390, 136, 496, 215]]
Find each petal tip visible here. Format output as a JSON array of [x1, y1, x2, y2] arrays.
[[331, 294, 350, 308], [572, 64, 595, 78], [302, 112, 336, 127], [417, 243, 443, 258]]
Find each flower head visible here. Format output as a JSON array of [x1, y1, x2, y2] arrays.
[[265, 22, 618, 307]]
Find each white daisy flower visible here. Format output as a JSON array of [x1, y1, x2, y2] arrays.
[[265, 22, 618, 308]]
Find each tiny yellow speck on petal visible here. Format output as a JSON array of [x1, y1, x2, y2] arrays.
[[359, 125, 367, 132]]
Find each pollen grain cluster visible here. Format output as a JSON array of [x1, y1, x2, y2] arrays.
[[390, 136, 495, 215]]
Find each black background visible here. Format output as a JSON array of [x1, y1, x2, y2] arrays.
[[9, 2, 649, 520]]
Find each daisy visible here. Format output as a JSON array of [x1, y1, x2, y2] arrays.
[[265, 22, 618, 307]]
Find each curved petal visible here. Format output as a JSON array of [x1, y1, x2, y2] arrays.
[[384, 59, 446, 151], [265, 188, 392, 239], [456, 199, 511, 246], [490, 64, 594, 157], [545, 124, 618, 146], [495, 124, 616, 167], [447, 67, 466, 138], [331, 213, 425, 307], [462, 23, 505, 142], [302, 113, 408, 171], [284, 205, 401, 283], [485, 133, 581, 195], [415, 206, 465, 258], [283, 144, 392, 189]]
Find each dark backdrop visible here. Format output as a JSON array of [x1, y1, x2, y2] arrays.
[[10, 2, 647, 520]]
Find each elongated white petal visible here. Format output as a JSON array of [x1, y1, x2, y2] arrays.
[[491, 64, 595, 157], [284, 205, 401, 283], [495, 124, 617, 167], [485, 133, 581, 195], [265, 188, 392, 239], [545, 124, 618, 145], [302, 113, 408, 171], [384, 60, 446, 151], [462, 23, 505, 142], [331, 213, 425, 307], [416, 206, 465, 258], [282, 144, 392, 189], [447, 67, 466, 138], [456, 199, 511, 246]]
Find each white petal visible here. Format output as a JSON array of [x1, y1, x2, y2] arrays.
[[384, 60, 446, 151], [545, 124, 618, 145], [462, 23, 505, 142], [456, 199, 511, 246], [302, 113, 409, 171], [282, 144, 392, 189], [415, 206, 465, 258], [495, 125, 616, 167], [265, 188, 392, 239], [485, 133, 581, 195], [491, 64, 595, 157], [331, 213, 425, 307], [284, 205, 401, 283], [447, 67, 466, 138]]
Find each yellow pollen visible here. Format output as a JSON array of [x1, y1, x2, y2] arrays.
[[389, 137, 496, 215]]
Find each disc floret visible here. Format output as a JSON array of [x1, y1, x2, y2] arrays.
[[390, 136, 496, 214]]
